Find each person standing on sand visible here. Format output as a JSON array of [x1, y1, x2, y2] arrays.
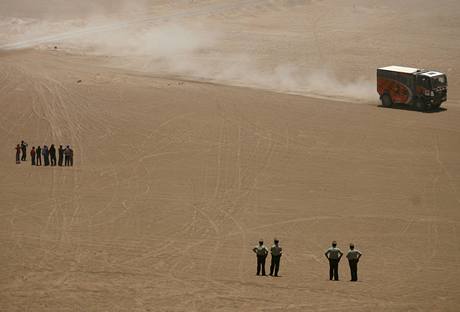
[[253, 240, 269, 276], [64, 145, 71, 166], [15, 144, 21, 164], [30, 147, 36, 165], [49, 144, 56, 166], [325, 241, 343, 281], [69, 147, 74, 166], [346, 243, 362, 282], [58, 145, 64, 166], [270, 238, 282, 277], [36, 146, 42, 166], [20, 140, 28, 161], [43, 145, 50, 166]]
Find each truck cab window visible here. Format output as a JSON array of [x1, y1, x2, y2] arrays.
[[432, 75, 447, 88]]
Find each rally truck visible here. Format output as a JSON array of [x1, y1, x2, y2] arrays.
[[377, 65, 447, 111]]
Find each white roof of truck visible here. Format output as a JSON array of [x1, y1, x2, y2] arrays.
[[378, 65, 419, 74], [420, 71, 443, 77]]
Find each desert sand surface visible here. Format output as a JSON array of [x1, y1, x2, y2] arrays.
[[1, 1, 460, 311]]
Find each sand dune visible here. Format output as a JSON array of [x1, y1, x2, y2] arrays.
[[1, 1, 460, 311]]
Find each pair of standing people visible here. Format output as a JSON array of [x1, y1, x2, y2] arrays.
[[252, 239, 282, 277], [15, 141, 28, 163], [53, 145, 71, 166], [324, 241, 362, 281]]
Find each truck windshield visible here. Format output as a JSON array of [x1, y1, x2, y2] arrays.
[[431, 75, 447, 88], [418, 76, 431, 89]]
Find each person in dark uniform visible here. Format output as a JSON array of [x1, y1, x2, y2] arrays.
[[58, 145, 64, 166], [252, 240, 269, 276], [346, 243, 362, 282], [325, 241, 343, 281], [49, 144, 57, 166], [30, 147, 36, 165], [36, 146, 42, 166], [270, 238, 283, 277], [20, 140, 28, 161], [43, 145, 50, 166], [15, 144, 21, 164]]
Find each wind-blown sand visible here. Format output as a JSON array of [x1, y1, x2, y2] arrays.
[[1, 1, 460, 311]]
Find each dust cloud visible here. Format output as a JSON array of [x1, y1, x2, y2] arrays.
[[0, 1, 376, 102]]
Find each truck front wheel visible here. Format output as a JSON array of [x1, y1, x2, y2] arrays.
[[412, 99, 427, 112], [381, 94, 392, 107]]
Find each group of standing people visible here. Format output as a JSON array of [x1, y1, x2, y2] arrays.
[[253, 239, 363, 281], [324, 240, 362, 282], [15, 140, 74, 167], [253, 238, 283, 277]]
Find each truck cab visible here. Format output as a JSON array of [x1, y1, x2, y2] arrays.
[[417, 71, 448, 107], [377, 66, 447, 111]]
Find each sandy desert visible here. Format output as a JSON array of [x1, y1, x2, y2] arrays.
[[1, 0, 460, 311]]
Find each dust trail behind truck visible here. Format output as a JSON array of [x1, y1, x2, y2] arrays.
[[377, 66, 447, 111]]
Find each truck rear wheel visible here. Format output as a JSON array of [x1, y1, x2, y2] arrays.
[[381, 94, 392, 107]]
